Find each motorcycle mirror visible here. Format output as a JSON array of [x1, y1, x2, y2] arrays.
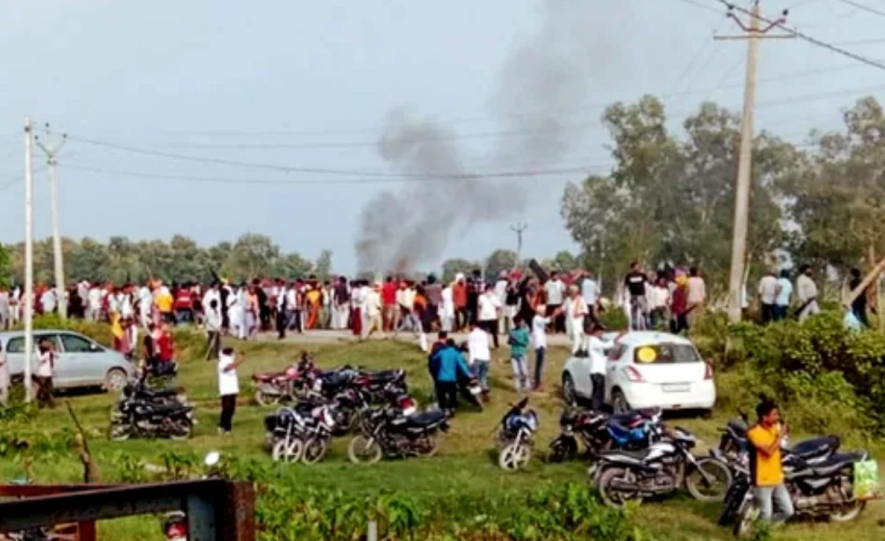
[[204, 451, 221, 467]]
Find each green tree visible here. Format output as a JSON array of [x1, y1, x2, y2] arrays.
[[314, 250, 333, 280], [562, 96, 799, 297], [441, 258, 479, 283], [223, 233, 280, 281], [485, 249, 518, 278], [0, 244, 11, 288], [783, 97, 885, 275]]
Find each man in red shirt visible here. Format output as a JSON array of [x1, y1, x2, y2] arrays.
[[174, 284, 194, 325], [381, 276, 398, 332]]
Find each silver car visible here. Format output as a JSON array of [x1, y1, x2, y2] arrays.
[[0, 330, 135, 392]]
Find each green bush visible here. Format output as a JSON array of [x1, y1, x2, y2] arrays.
[[723, 311, 885, 435]]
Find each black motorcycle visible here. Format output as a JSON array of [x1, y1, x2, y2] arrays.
[[347, 406, 449, 464], [546, 408, 662, 463], [731, 449, 870, 536], [263, 402, 338, 464], [109, 398, 194, 441], [594, 426, 732, 507]]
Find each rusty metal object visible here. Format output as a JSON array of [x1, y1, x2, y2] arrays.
[[0, 480, 254, 541]]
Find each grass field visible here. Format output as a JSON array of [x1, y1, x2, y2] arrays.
[[1, 334, 883, 540]]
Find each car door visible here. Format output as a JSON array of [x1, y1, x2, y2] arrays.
[[605, 343, 630, 402], [58, 333, 98, 387], [3, 336, 27, 378]]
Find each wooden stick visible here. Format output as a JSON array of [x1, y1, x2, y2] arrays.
[[844, 257, 885, 308]]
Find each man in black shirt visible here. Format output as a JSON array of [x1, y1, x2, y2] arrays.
[[624, 262, 648, 331]]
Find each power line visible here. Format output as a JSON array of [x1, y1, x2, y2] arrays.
[[834, 0, 885, 18], [57, 162, 608, 186], [708, 0, 885, 70], [676, 0, 725, 15]]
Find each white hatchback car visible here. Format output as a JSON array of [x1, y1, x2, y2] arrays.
[[562, 331, 715, 414]]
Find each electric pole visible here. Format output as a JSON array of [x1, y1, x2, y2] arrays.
[[511, 223, 528, 266], [23, 118, 35, 403], [35, 125, 68, 319], [717, 1, 792, 323]]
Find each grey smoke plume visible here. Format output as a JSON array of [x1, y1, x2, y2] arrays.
[[356, 0, 619, 273]]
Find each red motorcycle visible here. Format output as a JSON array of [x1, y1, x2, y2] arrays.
[[251, 353, 317, 406]]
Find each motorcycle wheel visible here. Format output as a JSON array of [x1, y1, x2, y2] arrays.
[[348, 435, 383, 464], [498, 443, 532, 471], [108, 424, 131, 442], [255, 389, 281, 407], [301, 438, 328, 465], [272, 438, 304, 463], [169, 422, 192, 441], [545, 436, 578, 463], [830, 501, 866, 523], [597, 467, 643, 508], [416, 434, 440, 458], [685, 458, 732, 503], [733, 501, 760, 538]]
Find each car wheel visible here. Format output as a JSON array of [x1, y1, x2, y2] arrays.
[[611, 389, 630, 414], [562, 373, 577, 405], [105, 368, 129, 392]]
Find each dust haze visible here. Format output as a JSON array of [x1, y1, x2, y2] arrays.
[[355, 0, 623, 273]]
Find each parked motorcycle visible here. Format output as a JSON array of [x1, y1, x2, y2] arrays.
[[122, 377, 187, 406], [497, 397, 538, 471], [263, 403, 338, 464], [347, 406, 449, 464], [109, 397, 194, 441], [546, 407, 662, 463], [732, 449, 870, 536], [594, 426, 732, 507]]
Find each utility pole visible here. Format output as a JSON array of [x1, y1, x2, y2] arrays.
[[23, 118, 35, 403], [717, 1, 792, 323], [35, 125, 68, 319], [511, 223, 528, 266]]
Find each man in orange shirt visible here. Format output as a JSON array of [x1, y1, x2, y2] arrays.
[[747, 399, 794, 524]]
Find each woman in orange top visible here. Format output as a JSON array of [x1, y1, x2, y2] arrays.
[[306, 285, 321, 329]]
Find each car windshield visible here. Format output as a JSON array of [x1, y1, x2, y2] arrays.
[[633, 343, 701, 364]]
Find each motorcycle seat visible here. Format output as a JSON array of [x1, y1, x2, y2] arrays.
[[599, 448, 649, 464], [406, 410, 447, 428], [727, 419, 747, 435], [790, 436, 839, 459], [808, 452, 867, 477], [144, 403, 190, 415]]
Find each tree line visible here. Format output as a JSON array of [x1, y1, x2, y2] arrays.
[[561, 94, 885, 299], [0, 234, 331, 286]]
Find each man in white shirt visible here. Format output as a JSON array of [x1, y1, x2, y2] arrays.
[[40, 288, 57, 315], [494, 271, 511, 335], [757, 269, 779, 324], [217, 347, 247, 435], [649, 277, 670, 329], [544, 272, 566, 333], [586, 328, 626, 411], [581, 271, 600, 328], [687, 267, 707, 325], [467, 321, 492, 398], [138, 284, 154, 328], [363, 283, 383, 338], [477, 288, 502, 349], [0, 287, 9, 331], [396, 281, 418, 334], [775, 269, 793, 321], [567, 285, 589, 356], [796, 265, 820, 322], [205, 299, 223, 360], [531, 305, 553, 391], [87, 286, 103, 322]]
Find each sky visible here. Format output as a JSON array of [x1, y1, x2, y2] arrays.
[[1, 0, 884, 275]]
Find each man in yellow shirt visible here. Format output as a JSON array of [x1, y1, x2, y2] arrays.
[[747, 400, 794, 524]]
